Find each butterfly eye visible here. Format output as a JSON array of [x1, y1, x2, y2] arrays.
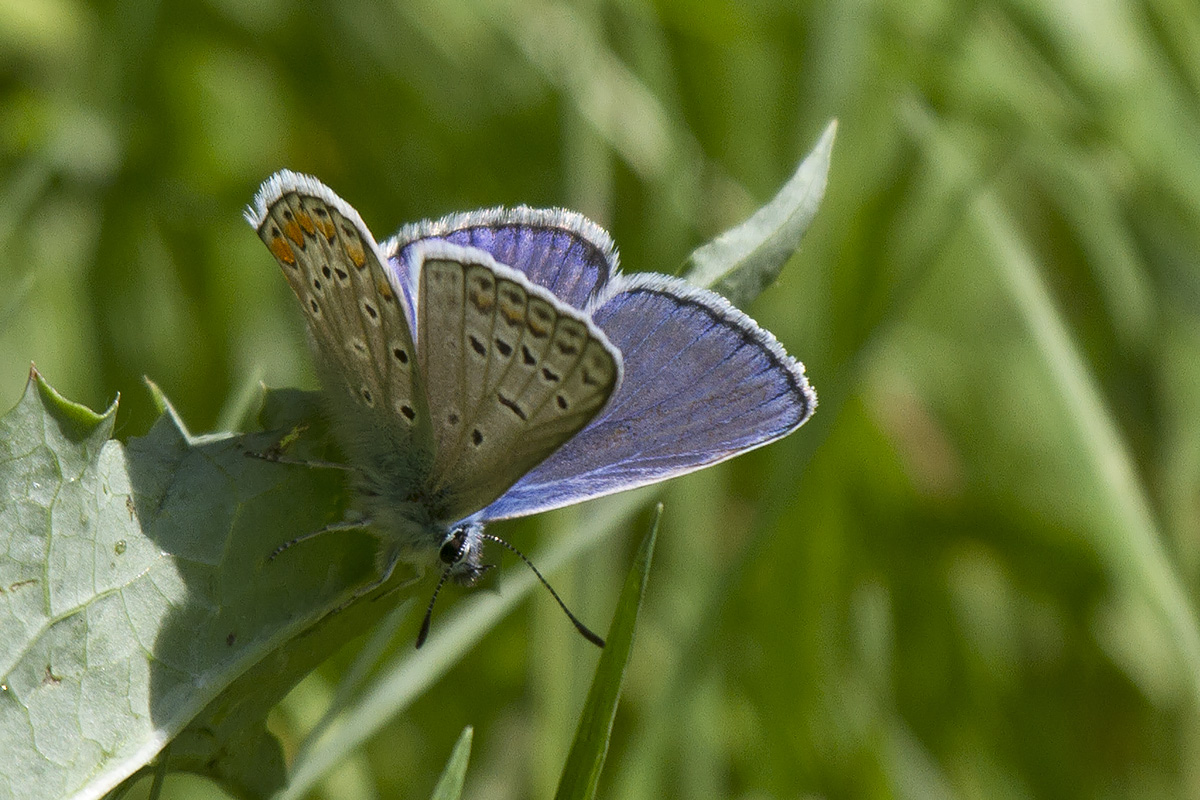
[[439, 527, 471, 564]]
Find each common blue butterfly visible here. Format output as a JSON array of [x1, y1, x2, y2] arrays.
[[247, 171, 816, 645]]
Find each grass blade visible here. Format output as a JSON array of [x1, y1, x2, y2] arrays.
[[429, 726, 473, 800], [553, 504, 661, 800]]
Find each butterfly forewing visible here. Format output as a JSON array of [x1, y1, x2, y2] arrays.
[[249, 173, 432, 471], [415, 243, 621, 522]]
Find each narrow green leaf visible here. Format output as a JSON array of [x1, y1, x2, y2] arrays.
[[684, 120, 836, 306], [553, 504, 661, 800], [295, 598, 416, 765], [429, 726, 474, 800], [215, 368, 268, 434]]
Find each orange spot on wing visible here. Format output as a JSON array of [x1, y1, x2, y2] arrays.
[[468, 288, 496, 312], [315, 215, 335, 240], [268, 236, 297, 266], [283, 219, 304, 246], [295, 209, 317, 236], [527, 308, 553, 337], [343, 235, 367, 268]]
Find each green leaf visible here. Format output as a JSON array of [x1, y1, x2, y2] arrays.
[[0, 371, 414, 800], [684, 119, 837, 306], [428, 726, 473, 800], [32, 364, 113, 439], [1, 367, 129, 800], [553, 504, 661, 800]]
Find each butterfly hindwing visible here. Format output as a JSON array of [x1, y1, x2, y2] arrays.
[[480, 272, 815, 520], [385, 207, 617, 312], [415, 242, 621, 522], [247, 172, 432, 471]]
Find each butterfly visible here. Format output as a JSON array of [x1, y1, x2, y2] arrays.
[[246, 170, 816, 645]]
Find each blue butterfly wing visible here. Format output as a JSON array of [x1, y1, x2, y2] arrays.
[[479, 272, 816, 521], [384, 208, 616, 315]]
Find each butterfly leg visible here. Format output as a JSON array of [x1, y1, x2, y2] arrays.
[[249, 452, 358, 472], [245, 445, 358, 473], [329, 546, 424, 613], [267, 518, 372, 562]]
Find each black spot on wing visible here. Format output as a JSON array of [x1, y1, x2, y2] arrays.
[[497, 393, 527, 420]]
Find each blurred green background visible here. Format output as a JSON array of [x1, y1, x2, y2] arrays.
[[5, 0, 1200, 797]]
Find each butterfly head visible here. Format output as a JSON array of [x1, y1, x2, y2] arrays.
[[417, 519, 604, 649], [438, 520, 493, 587]]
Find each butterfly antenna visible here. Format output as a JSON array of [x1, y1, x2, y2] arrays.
[[481, 533, 605, 648], [416, 567, 453, 648]]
